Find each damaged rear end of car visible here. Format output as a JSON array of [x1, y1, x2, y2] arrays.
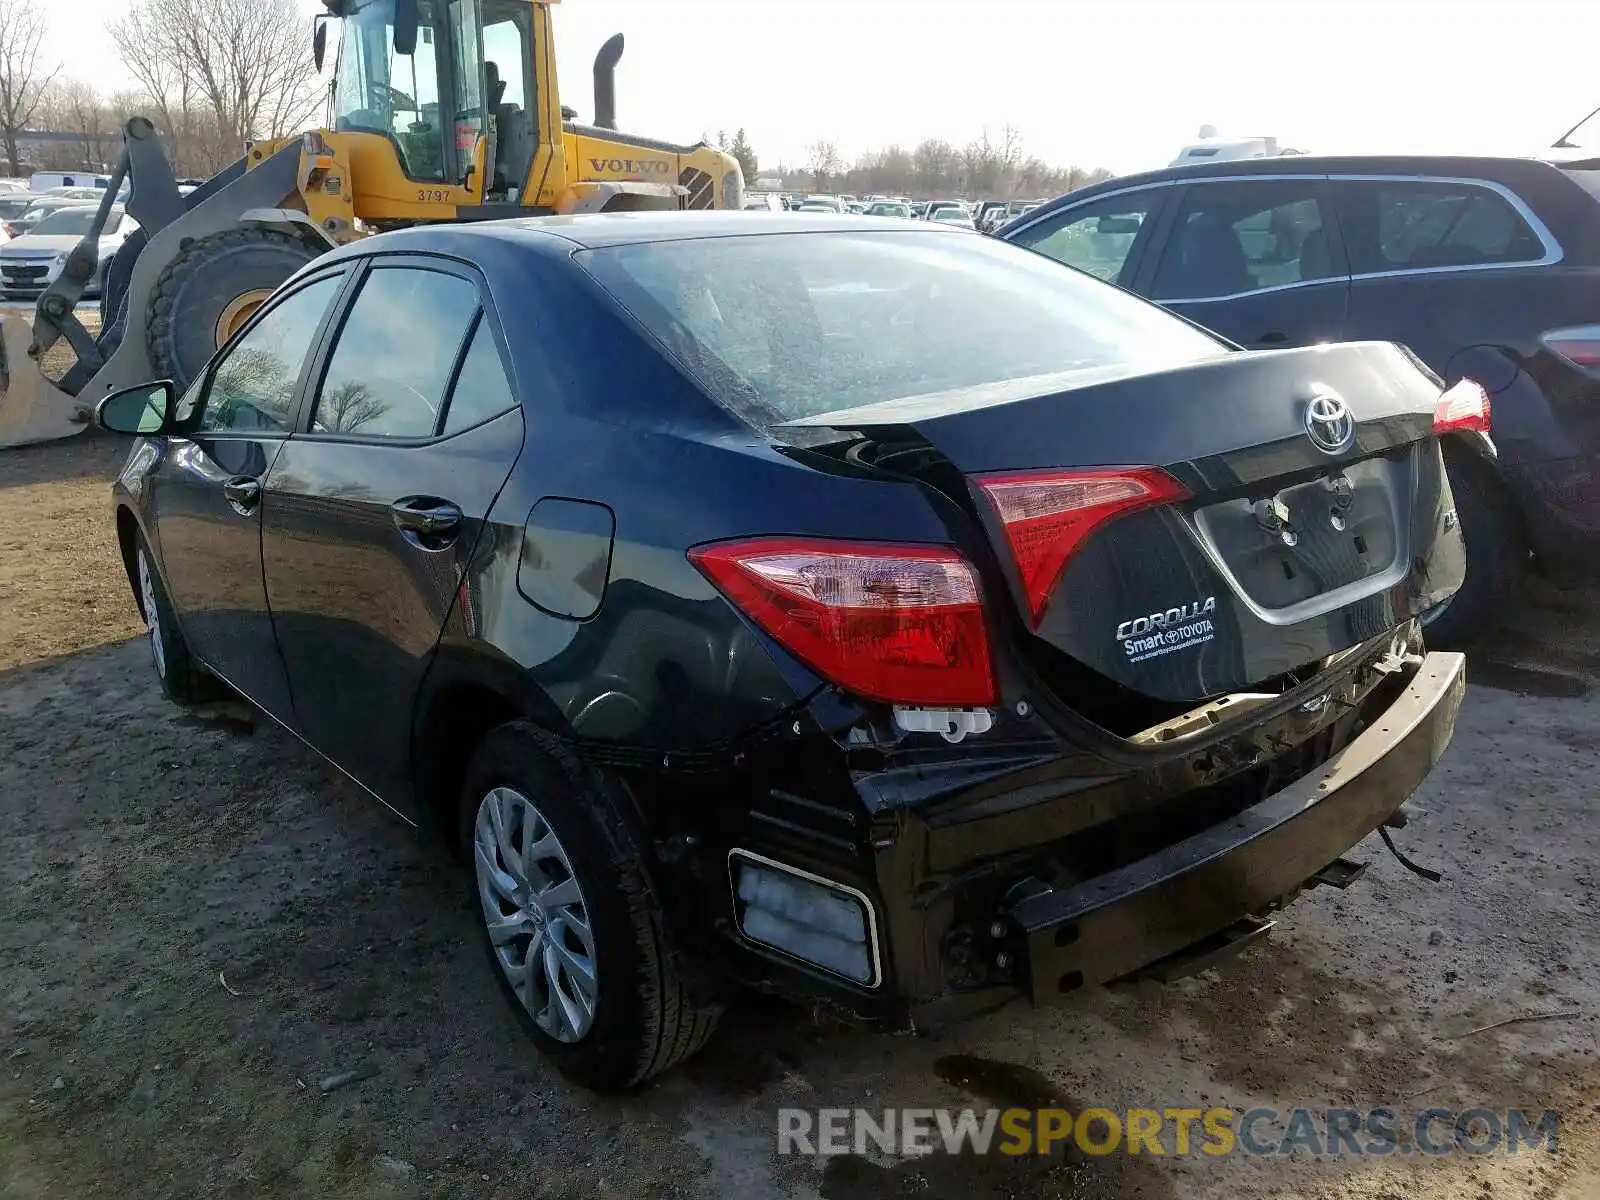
[[577, 227, 1471, 1027]]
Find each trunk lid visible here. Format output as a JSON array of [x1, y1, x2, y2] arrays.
[[783, 341, 1465, 705]]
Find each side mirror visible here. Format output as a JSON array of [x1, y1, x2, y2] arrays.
[[393, 0, 419, 56], [313, 17, 329, 72], [97, 381, 174, 436]]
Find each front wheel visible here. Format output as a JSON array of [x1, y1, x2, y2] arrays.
[[459, 722, 721, 1092], [134, 536, 223, 705]]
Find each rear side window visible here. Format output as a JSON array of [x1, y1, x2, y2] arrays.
[[577, 230, 1223, 429], [1149, 180, 1336, 301], [312, 267, 479, 437], [441, 318, 516, 435], [1336, 179, 1547, 273]]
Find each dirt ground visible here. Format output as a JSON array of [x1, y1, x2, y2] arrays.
[[1, 428, 1597, 1199]]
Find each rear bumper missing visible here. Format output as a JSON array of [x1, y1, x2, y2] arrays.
[[1008, 651, 1466, 1002]]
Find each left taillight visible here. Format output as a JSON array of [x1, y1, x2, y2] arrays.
[[1433, 378, 1491, 435], [975, 467, 1189, 626], [688, 536, 996, 706]]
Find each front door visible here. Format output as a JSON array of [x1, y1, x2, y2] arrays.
[[1137, 178, 1349, 350], [261, 261, 523, 814], [146, 271, 346, 722]]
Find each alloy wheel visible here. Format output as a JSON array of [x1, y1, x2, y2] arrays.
[[137, 549, 166, 678], [472, 786, 599, 1043]]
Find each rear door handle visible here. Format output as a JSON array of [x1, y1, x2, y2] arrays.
[[390, 496, 463, 549], [223, 476, 261, 515], [1254, 331, 1289, 346]]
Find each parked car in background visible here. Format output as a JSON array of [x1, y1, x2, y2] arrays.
[[929, 207, 977, 230], [28, 171, 112, 192], [795, 196, 844, 213], [0, 178, 28, 193], [742, 193, 785, 212], [99, 212, 1466, 1092], [1002, 154, 1600, 643], [0, 205, 138, 300], [3, 193, 107, 239], [865, 200, 912, 218]]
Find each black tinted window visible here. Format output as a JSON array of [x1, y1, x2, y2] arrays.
[[312, 267, 478, 437], [1337, 180, 1546, 273], [1150, 181, 1335, 301], [200, 275, 342, 433], [1010, 192, 1160, 284], [442, 319, 516, 434]]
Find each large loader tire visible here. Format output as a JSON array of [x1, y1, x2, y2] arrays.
[[146, 228, 324, 391]]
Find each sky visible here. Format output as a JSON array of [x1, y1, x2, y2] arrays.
[[43, 0, 1600, 178]]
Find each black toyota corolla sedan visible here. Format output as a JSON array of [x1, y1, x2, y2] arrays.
[[98, 212, 1472, 1091]]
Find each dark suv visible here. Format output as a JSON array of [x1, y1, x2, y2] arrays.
[[1001, 155, 1600, 642]]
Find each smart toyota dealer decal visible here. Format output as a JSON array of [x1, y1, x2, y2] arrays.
[[1117, 597, 1217, 663]]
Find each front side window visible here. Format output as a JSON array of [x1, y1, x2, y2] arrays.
[[199, 276, 343, 434], [1149, 181, 1335, 301], [1336, 179, 1547, 274], [579, 230, 1224, 429], [332, 0, 447, 181], [1009, 193, 1159, 284], [311, 267, 479, 437]]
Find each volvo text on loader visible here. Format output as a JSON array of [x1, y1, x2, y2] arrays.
[[0, 0, 743, 447]]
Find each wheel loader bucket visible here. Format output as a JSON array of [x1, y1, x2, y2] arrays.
[[0, 314, 92, 448]]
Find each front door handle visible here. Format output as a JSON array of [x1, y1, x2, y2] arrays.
[[1254, 330, 1289, 346], [223, 476, 261, 515], [390, 496, 463, 549]]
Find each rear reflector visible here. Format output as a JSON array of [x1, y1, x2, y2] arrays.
[[688, 537, 996, 706], [1541, 324, 1600, 373], [1433, 378, 1491, 435], [975, 467, 1190, 625], [731, 852, 878, 985]]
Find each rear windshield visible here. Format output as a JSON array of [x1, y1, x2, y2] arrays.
[[578, 230, 1223, 428], [1564, 170, 1600, 202]]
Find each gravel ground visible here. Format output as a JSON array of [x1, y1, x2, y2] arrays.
[[1, 429, 1596, 1199]]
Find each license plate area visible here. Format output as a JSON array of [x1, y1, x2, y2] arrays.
[[1192, 453, 1407, 610]]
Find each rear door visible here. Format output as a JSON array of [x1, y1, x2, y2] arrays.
[[260, 258, 524, 815], [1331, 174, 1562, 371], [144, 270, 347, 723], [1139, 177, 1350, 349]]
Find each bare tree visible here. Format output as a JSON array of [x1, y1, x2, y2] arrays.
[[804, 139, 842, 191], [0, 0, 59, 175], [111, 0, 321, 176]]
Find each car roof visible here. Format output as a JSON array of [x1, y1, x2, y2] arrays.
[[307, 212, 966, 278]]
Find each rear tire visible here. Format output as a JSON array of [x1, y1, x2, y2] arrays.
[[458, 721, 722, 1092], [1422, 447, 1526, 648], [134, 535, 223, 706], [145, 227, 322, 390]]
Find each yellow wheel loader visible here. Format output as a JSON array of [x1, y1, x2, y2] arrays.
[[0, 0, 742, 447]]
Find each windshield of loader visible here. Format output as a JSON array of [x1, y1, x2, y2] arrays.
[[332, 0, 484, 184]]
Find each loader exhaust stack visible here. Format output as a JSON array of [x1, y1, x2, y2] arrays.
[[593, 33, 623, 130]]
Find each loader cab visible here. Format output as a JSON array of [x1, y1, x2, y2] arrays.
[[327, 0, 538, 201]]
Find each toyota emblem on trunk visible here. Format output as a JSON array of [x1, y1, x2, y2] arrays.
[[1304, 392, 1355, 454]]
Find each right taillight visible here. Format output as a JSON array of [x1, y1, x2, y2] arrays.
[[975, 467, 1189, 626], [688, 537, 996, 706], [1541, 324, 1600, 374], [1433, 378, 1491, 435]]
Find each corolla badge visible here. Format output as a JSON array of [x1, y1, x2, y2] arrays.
[[1304, 392, 1355, 455]]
